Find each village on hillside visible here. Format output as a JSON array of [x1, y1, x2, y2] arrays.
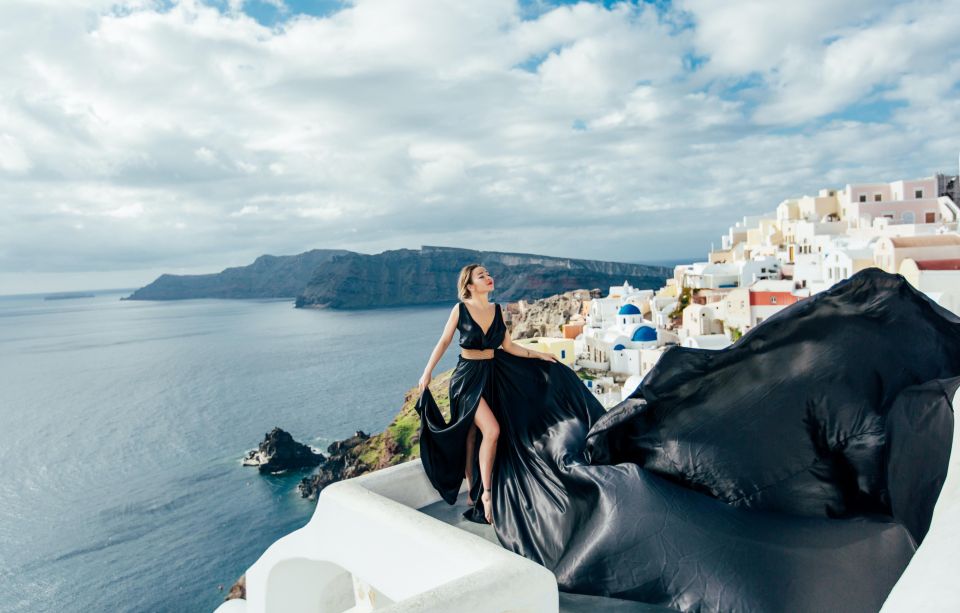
[[511, 170, 960, 408]]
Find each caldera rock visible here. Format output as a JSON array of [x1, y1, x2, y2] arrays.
[[243, 427, 324, 474]]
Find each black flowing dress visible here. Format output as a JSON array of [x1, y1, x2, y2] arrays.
[[416, 299, 606, 524], [414, 269, 960, 613]]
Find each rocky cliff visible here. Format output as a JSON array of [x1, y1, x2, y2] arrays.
[[508, 288, 600, 339], [124, 248, 353, 300], [124, 244, 671, 306], [295, 245, 671, 308]]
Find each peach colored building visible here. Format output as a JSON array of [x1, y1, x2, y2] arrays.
[[562, 323, 584, 339], [840, 177, 944, 226]]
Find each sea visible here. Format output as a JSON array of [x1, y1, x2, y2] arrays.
[[0, 289, 461, 612]]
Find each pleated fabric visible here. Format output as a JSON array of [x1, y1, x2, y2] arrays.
[[415, 268, 960, 612]]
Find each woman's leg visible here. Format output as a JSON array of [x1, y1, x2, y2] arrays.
[[464, 423, 478, 504], [473, 395, 500, 524]]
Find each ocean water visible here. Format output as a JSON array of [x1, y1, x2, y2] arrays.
[[0, 290, 459, 612]]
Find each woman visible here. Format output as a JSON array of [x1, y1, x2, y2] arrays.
[[416, 263, 559, 524], [412, 266, 960, 612]]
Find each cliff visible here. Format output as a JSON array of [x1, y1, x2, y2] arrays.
[[124, 248, 353, 300], [507, 288, 598, 339], [124, 244, 671, 306], [294, 245, 672, 308]]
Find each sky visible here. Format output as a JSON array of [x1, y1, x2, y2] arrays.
[[1, 0, 959, 295]]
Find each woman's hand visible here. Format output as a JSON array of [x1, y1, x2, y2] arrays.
[[536, 351, 558, 363], [418, 371, 432, 394]]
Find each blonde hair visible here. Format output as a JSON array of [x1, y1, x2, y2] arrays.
[[457, 263, 483, 300]]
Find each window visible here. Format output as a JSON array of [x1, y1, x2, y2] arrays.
[[883, 213, 895, 219], [902, 211, 915, 224], [915, 189, 923, 199], [926, 211, 937, 223], [859, 195, 867, 202], [770, 296, 778, 304], [874, 194, 882, 202], [561, 349, 566, 359]]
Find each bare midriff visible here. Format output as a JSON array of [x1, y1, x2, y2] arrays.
[[460, 348, 495, 360]]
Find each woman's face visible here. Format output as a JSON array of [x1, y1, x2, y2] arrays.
[[469, 267, 494, 294]]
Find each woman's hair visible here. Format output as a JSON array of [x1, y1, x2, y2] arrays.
[[457, 263, 483, 300]]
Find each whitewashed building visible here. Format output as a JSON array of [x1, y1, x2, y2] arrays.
[[682, 334, 733, 349], [585, 281, 652, 329], [580, 303, 659, 376], [739, 257, 781, 286], [822, 244, 875, 288], [582, 375, 622, 408]]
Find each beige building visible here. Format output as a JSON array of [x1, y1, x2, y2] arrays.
[[514, 337, 576, 366], [681, 303, 724, 339], [798, 189, 841, 222]]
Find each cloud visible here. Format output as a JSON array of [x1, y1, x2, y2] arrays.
[[679, 0, 960, 124], [0, 133, 32, 173], [0, 0, 958, 294]]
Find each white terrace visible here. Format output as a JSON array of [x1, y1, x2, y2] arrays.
[[215, 385, 960, 612]]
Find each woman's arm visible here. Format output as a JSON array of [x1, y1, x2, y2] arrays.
[[419, 305, 459, 391], [499, 304, 557, 362]]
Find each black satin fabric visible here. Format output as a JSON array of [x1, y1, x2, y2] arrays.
[[457, 301, 506, 350], [414, 268, 960, 612]]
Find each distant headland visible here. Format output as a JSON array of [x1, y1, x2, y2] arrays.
[[122, 245, 674, 309], [43, 292, 95, 300]]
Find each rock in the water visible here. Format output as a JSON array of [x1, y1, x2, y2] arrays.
[[243, 427, 324, 474]]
